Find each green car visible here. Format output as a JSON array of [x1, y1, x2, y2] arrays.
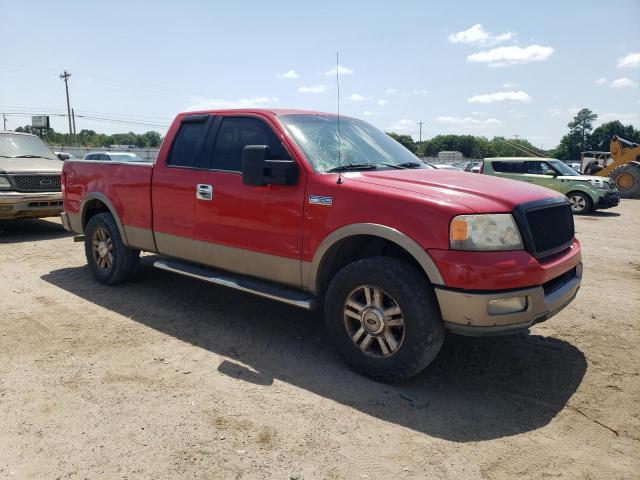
[[481, 157, 620, 214]]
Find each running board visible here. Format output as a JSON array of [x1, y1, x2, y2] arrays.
[[152, 258, 316, 310]]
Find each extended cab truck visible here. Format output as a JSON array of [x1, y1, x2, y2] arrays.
[[61, 110, 582, 381], [0, 132, 64, 220]]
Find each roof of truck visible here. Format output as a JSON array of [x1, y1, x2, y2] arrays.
[[179, 108, 339, 117]]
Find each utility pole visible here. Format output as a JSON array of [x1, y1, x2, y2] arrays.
[[59, 70, 73, 135], [2, 113, 6, 131], [417, 121, 424, 143], [513, 134, 519, 156], [71, 108, 77, 146]]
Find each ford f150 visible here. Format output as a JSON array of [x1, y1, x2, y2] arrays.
[[61, 109, 582, 381], [1, 131, 64, 220]]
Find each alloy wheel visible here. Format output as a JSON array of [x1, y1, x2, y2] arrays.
[[343, 285, 405, 357], [92, 227, 114, 270]]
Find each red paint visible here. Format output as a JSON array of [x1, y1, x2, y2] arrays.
[[62, 108, 581, 293]]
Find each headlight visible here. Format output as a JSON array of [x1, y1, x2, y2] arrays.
[[589, 178, 609, 190], [0, 176, 12, 189], [450, 214, 523, 251]]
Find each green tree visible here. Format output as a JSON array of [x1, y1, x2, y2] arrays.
[[588, 121, 640, 151], [568, 108, 597, 152], [386, 132, 417, 153]]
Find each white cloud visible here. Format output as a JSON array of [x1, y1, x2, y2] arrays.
[[377, 99, 388, 106], [325, 65, 354, 76], [546, 107, 579, 118], [298, 85, 326, 94], [502, 82, 518, 88], [277, 69, 299, 79], [363, 110, 380, 116], [596, 77, 607, 85], [599, 112, 639, 124], [387, 119, 415, 134], [468, 45, 554, 66], [412, 89, 428, 95], [434, 116, 503, 127], [610, 78, 637, 88], [448, 24, 513, 46], [385, 88, 398, 95], [618, 53, 640, 68], [349, 93, 371, 102], [468, 90, 532, 103], [187, 96, 278, 110]]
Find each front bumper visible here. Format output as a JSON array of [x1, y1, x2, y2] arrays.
[[0, 191, 63, 220], [596, 191, 620, 209], [435, 262, 582, 336]]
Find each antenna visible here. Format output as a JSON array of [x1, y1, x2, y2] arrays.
[[336, 52, 344, 184]]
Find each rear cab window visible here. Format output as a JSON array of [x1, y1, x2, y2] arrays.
[[167, 116, 211, 168]]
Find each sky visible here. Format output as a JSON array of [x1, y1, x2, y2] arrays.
[[1, 0, 639, 148]]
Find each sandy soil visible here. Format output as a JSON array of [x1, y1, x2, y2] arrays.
[[0, 201, 639, 479]]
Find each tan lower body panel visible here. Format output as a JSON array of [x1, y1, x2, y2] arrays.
[[154, 231, 302, 288], [124, 225, 157, 252]]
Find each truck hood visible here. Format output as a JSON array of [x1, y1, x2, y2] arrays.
[[346, 169, 562, 213], [0, 156, 62, 174]]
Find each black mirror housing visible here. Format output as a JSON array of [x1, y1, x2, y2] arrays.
[[57, 152, 70, 161], [242, 145, 298, 186]]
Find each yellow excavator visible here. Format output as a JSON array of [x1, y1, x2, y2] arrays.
[[581, 136, 640, 198]]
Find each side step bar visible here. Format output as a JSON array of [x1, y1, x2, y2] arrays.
[[152, 258, 317, 310]]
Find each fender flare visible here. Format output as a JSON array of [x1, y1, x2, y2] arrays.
[[80, 192, 129, 245], [305, 223, 444, 294]]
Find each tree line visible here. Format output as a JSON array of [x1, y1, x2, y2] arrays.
[[387, 109, 639, 160], [14, 125, 163, 148]]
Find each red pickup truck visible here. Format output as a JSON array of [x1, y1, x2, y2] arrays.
[[61, 109, 582, 381]]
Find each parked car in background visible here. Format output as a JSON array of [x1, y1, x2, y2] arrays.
[[83, 151, 147, 162], [470, 162, 481, 173], [62, 109, 582, 381], [0, 131, 63, 220], [566, 161, 581, 173], [427, 163, 463, 171], [481, 157, 620, 214]]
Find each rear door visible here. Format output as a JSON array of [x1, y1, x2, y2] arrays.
[[151, 114, 213, 256], [490, 160, 525, 181], [192, 114, 306, 287]]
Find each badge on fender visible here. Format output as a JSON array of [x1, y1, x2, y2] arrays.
[[309, 195, 333, 206]]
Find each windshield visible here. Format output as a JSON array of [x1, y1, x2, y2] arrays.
[[0, 134, 57, 160], [549, 159, 579, 176], [279, 114, 422, 173]]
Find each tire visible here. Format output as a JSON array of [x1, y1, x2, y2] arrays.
[[84, 212, 140, 285], [567, 191, 593, 214], [610, 164, 640, 199], [324, 256, 444, 382]]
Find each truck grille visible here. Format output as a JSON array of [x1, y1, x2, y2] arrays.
[[516, 201, 574, 259], [11, 175, 61, 192]]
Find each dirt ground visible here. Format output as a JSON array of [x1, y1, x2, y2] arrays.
[[1, 201, 639, 480]]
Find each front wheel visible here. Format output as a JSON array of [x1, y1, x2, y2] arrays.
[[84, 212, 140, 285], [567, 191, 593, 214], [324, 257, 444, 382]]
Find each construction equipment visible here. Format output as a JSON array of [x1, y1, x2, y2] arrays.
[[581, 136, 640, 198]]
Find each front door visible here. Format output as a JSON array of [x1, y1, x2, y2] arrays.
[[193, 115, 306, 287]]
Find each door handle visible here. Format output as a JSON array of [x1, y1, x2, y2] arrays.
[[196, 184, 213, 201]]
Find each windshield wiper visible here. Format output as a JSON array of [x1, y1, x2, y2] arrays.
[[327, 163, 379, 172], [396, 161, 424, 169]]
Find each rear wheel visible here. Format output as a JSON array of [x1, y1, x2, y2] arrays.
[[324, 257, 444, 382], [567, 191, 593, 214], [610, 164, 640, 198], [84, 212, 140, 285]]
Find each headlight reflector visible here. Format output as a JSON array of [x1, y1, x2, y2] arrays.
[[450, 214, 523, 251]]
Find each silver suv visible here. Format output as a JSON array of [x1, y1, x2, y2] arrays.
[[0, 132, 64, 220]]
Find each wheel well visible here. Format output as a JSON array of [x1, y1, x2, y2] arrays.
[[315, 235, 425, 296], [82, 199, 110, 229]]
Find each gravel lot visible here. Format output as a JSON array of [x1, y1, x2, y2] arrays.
[[1, 200, 639, 479]]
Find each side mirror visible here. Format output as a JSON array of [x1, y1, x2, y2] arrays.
[[57, 152, 70, 161], [242, 145, 298, 186]]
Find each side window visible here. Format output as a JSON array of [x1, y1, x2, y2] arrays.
[[167, 121, 208, 168], [210, 117, 290, 172], [101, 154, 110, 161], [492, 161, 524, 173], [85, 154, 94, 160], [526, 161, 551, 174]]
